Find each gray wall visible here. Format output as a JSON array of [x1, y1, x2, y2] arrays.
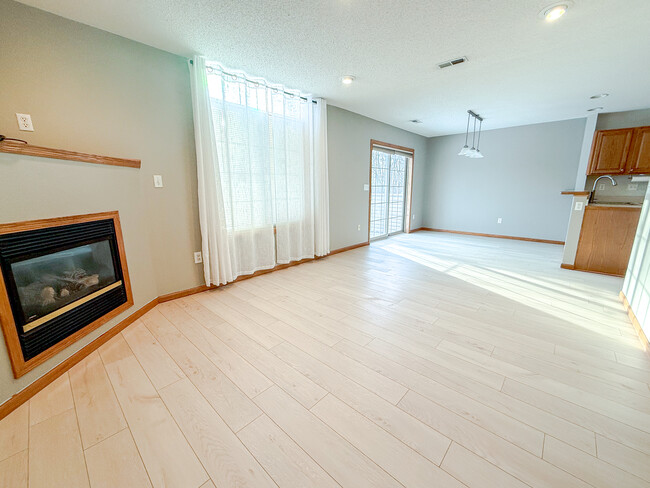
[[0, 0, 203, 403], [422, 118, 586, 242], [327, 106, 428, 249], [596, 108, 650, 131]]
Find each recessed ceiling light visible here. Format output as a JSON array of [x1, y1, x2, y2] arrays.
[[539, 2, 571, 21], [587, 107, 604, 112], [590, 93, 609, 99], [341, 75, 355, 85]]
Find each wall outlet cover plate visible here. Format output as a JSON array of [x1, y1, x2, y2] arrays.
[[16, 113, 34, 131], [153, 175, 163, 188]]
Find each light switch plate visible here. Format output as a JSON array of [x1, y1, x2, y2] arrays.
[[575, 201, 584, 211], [598, 184, 605, 191], [497, 217, 502, 224], [363, 184, 369, 191], [628, 183, 639, 191], [153, 175, 163, 188], [16, 113, 34, 131]]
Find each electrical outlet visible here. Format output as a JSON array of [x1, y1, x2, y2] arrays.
[[598, 184, 605, 191], [497, 217, 502, 224], [412, 214, 415, 220], [363, 184, 369, 191], [153, 175, 163, 188], [628, 183, 639, 191], [16, 113, 33, 131], [193, 251, 203, 264], [357, 224, 361, 231], [575, 201, 584, 211]]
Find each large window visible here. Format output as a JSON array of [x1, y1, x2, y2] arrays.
[[207, 67, 309, 231]]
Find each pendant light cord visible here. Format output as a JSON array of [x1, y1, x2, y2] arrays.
[[464, 113, 470, 145], [471, 116, 477, 148], [476, 120, 482, 150]]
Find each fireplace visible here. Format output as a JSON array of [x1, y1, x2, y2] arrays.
[[0, 212, 133, 377]]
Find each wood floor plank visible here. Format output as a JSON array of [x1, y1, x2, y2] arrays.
[[441, 442, 529, 488], [29, 409, 89, 488], [68, 351, 127, 449], [543, 435, 648, 488], [157, 301, 273, 398], [237, 414, 340, 488], [0, 450, 28, 488], [332, 340, 544, 455], [29, 372, 74, 426], [142, 308, 262, 432], [98, 335, 208, 488], [336, 339, 596, 455], [0, 402, 28, 462], [502, 379, 650, 456], [84, 429, 152, 488], [398, 390, 592, 488], [210, 320, 327, 409], [121, 319, 185, 389], [263, 319, 408, 405], [193, 292, 284, 349], [254, 385, 402, 488], [159, 379, 276, 488], [596, 434, 650, 483], [272, 341, 451, 465], [311, 393, 465, 487]]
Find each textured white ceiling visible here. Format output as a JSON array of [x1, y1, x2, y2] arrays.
[[16, 0, 650, 136]]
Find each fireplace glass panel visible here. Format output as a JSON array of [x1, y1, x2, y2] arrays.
[[11, 240, 118, 327]]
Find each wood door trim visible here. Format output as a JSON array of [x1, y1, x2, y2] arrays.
[[0, 141, 141, 168], [0, 239, 369, 419], [0, 212, 134, 378], [561, 191, 590, 196], [368, 140, 416, 240]]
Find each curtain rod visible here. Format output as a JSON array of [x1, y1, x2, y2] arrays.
[[190, 59, 318, 104]]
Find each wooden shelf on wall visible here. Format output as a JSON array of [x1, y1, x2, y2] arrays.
[[0, 141, 141, 168]]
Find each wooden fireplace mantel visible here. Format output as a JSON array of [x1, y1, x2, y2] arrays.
[[0, 141, 141, 168]]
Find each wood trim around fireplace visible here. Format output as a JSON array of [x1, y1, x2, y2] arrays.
[[0, 211, 134, 378]]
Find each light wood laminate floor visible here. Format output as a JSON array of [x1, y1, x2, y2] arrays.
[[1, 231, 649, 488]]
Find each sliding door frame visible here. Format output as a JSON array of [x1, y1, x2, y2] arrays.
[[367, 139, 415, 242]]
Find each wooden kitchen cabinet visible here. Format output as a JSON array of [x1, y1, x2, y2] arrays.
[[628, 127, 650, 174], [587, 126, 650, 175], [574, 206, 640, 276]]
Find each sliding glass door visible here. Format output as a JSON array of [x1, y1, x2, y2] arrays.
[[369, 148, 410, 240]]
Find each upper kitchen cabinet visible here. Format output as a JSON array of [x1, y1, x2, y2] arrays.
[[587, 126, 650, 175], [628, 127, 650, 174], [587, 128, 634, 175]]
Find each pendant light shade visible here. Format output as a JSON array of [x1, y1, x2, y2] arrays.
[[458, 110, 485, 158]]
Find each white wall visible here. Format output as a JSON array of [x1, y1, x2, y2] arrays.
[[623, 185, 650, 340], [327, 106, 428, 249], [422, 118, 586, 242]]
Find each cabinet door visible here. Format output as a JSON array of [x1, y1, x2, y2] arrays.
[[574, 206, 640, 276], [587, 129, 634, 175], [627, 127, 650, 174]]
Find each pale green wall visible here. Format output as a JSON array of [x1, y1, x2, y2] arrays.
[[327, 105, 428, 249], [0, 0, 203, 403]]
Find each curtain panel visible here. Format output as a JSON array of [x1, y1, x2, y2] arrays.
[[189, 55, 329, 286]]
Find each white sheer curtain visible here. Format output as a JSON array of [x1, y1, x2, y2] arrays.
[[189, 55, 329, 286]]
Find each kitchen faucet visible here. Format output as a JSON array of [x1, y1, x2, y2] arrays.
[[589, 175, 617, 203]]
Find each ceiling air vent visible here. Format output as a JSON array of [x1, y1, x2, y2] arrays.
[[437, 57, 468, 69]]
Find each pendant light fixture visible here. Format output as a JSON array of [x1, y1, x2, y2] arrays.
[[457, 112, 471, 156], [470, 119, 484, 158], [458, 110, 485, 159]]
